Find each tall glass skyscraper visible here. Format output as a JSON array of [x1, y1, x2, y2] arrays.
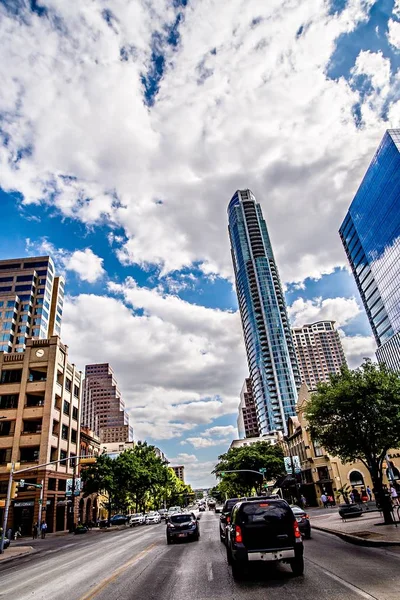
[[228, 189, 300, 434], [339, 129, 400, 371]]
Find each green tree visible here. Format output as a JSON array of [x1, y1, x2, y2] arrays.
[[305, 361, 400, 524], [81, 453, 117, 521], [213, 441, 285, 497]]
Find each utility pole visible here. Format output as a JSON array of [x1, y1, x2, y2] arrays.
[[0, 462, 14, 554], [38, 480, 44, 529]]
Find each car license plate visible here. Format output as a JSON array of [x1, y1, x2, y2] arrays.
[[260, 551, 283, 561], [178, 533, 187, 537]]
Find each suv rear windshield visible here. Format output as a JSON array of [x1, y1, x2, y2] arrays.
[[223, 499, 243, 512], [240, 501, 292, 524], [170, 514, 194, 524]]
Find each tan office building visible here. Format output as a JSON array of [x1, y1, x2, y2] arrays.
[[0, 336, 82, 534], [292, 321, 347, 390], [0, 256, 64, 353], [237, 378, 260, 439]]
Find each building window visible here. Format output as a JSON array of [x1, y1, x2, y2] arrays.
[[1, 369, 22, 384], [0, 394, 19, 409], [61, 424, 69, 441], [20, 447, 40, 463], [73, 385, 79, 398], [48, 478, 57, 491], [65, 379, 72, 392], [60, 450, 68, 463], [0, 448, 12, 465], [72, 406, 78, 421], [63, 400, 70, 415], [71, 429, 77, 444]]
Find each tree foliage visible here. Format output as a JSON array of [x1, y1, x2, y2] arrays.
[[305, 360, 400, 523], [82, 442, 194, 518], [213, 441, 285, 497]]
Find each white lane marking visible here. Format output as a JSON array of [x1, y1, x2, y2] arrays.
[[308, 558, 378, 599], [207, 561, 214, 581]]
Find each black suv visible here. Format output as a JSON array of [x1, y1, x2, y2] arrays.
[[219, 498, 244, 543], [226, 499, 304, 578], [166, 512, 200, 544]]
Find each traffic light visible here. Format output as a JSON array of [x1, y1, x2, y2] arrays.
[[11, 481, 18, 499], [80, 457, 97, 465]]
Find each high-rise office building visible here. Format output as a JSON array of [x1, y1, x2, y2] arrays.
[[292, 321, 347, 390], [82, 363, 133, 443], [339, 129, 400, 371], [237, 378, 260, 439], [228, 189, 300, 435], [0, 256, 64, 353]]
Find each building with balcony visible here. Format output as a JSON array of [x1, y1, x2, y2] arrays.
[[292, 321, 347, 390], [0, 256, 64, 353], [0, 336, 82, 534], [82, 363, 133, 444], [228, 189, 300, 434], [237, 378, 260, 439], [339, 130, 400, 371]]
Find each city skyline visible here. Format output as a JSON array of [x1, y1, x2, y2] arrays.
[[2, 0, 400, 486]]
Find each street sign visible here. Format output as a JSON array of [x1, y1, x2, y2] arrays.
[[38, 499, 43, 505], [66, 478, 81, 496], [259, 468, 267, 475], [284, 456, 301, 474]]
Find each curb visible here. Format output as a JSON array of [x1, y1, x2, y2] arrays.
[[313, 524, 400, 547], [0, 547, 36, 565]]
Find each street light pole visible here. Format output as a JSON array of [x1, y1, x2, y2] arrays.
[[37, 479, 44, 529], [0, 462, 14, 554]]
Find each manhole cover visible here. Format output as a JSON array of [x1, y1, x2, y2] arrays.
[[351, 531, 383, 538]]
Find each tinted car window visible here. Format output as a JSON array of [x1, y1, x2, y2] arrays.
[[240, 501, 292, 524], [223, 499, 243, 512], [170, 514, 194, 524]]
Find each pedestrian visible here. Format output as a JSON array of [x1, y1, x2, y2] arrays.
[[300, 495, 307, 509], [321, 493, 328, 508], [32, 522, 38, 540], [328, 495, 335, 507], [6, 528, 13, 541], [390, 486, 399, 506], [349, 491, 355, 503], [40, 521, 47, 539], [366, 486, 373, 501], [352, 487, 361, 504], [361, 488, 369, 503]]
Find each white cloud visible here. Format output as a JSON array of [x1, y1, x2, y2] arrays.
[[62, 280, 246, 440], [288, 296, 361, 328], [338, 330, 377, 369], [0, 0, 393, 286], [26, 238, 105, 283], [388, 19, 400, 49], [202, 425, 237, 438], [184, 437, 230, 449]]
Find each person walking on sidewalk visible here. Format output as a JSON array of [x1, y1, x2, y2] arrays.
[[321, 493, 328, 508], [40, 521, 47, 539], [390, 486, 399, 506], [366, 486, 373, 501], [32, 522, 38, 539]]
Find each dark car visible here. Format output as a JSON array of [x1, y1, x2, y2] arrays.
[[226, 499, 304, 578], [291, 505, 311, 539], [166, 512, 200, 544], [109, 514, 128, 526], [219, 498, 244, 543], [199, 505, 206, 512]]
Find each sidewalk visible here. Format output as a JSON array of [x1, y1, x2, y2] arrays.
[[0, 545, 35, 563], [312, 509, 400, 546]]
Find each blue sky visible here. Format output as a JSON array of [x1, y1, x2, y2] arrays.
[[0, 0, 399, 486]]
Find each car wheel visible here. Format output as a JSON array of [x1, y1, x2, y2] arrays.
[[304, 530, 311, 540], [290, 556, 304, 576], [226, 547, 232, 565], [231, 559, 245, 580]]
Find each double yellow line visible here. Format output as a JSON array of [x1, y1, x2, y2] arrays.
[[79, 543, 157, 600]]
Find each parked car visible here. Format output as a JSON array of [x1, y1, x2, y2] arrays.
[[145, 511, 161, 524], [219, 498, 245, 543], [290, 505, 311, 539], [129, 513, 145, 527], [166, 506, 182, 520], [110, 514, 128, 526], [215, 504, 223, 514], [226, 498, 304, 578], [166, 512, 200, 544], [158, 508, 168, 520]]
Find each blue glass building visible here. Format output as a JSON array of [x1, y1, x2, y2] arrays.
[[339, 129, 400, 372], [228, 189, 300, 434]]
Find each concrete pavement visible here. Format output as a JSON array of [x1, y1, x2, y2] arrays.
[[2, 510, 400, 599]]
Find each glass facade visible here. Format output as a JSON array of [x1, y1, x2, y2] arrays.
[[339, 129, 400, 370], [0, 256, 64, 353], [228, 189, 300, 434]]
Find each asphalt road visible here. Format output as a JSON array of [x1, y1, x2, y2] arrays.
[[1, 511, 400, 600]]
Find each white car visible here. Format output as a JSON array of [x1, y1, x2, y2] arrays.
[[145, 511, 161, 524], [167, 506, 182, 516], [129, 513, 145, 526]]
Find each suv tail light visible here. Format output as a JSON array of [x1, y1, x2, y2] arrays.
[[293, 520, 301, 538], [226, 516, 231, 524], [235, 525, 243, 543]]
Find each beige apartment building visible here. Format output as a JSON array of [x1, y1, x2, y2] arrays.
[[0, 336, 82, 534], [172, 465, 185, 482], [237, 378, 260, 439], [292, 321, 347, 390], [0, 256, 64, 353], [82, 363, 133, 444]]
